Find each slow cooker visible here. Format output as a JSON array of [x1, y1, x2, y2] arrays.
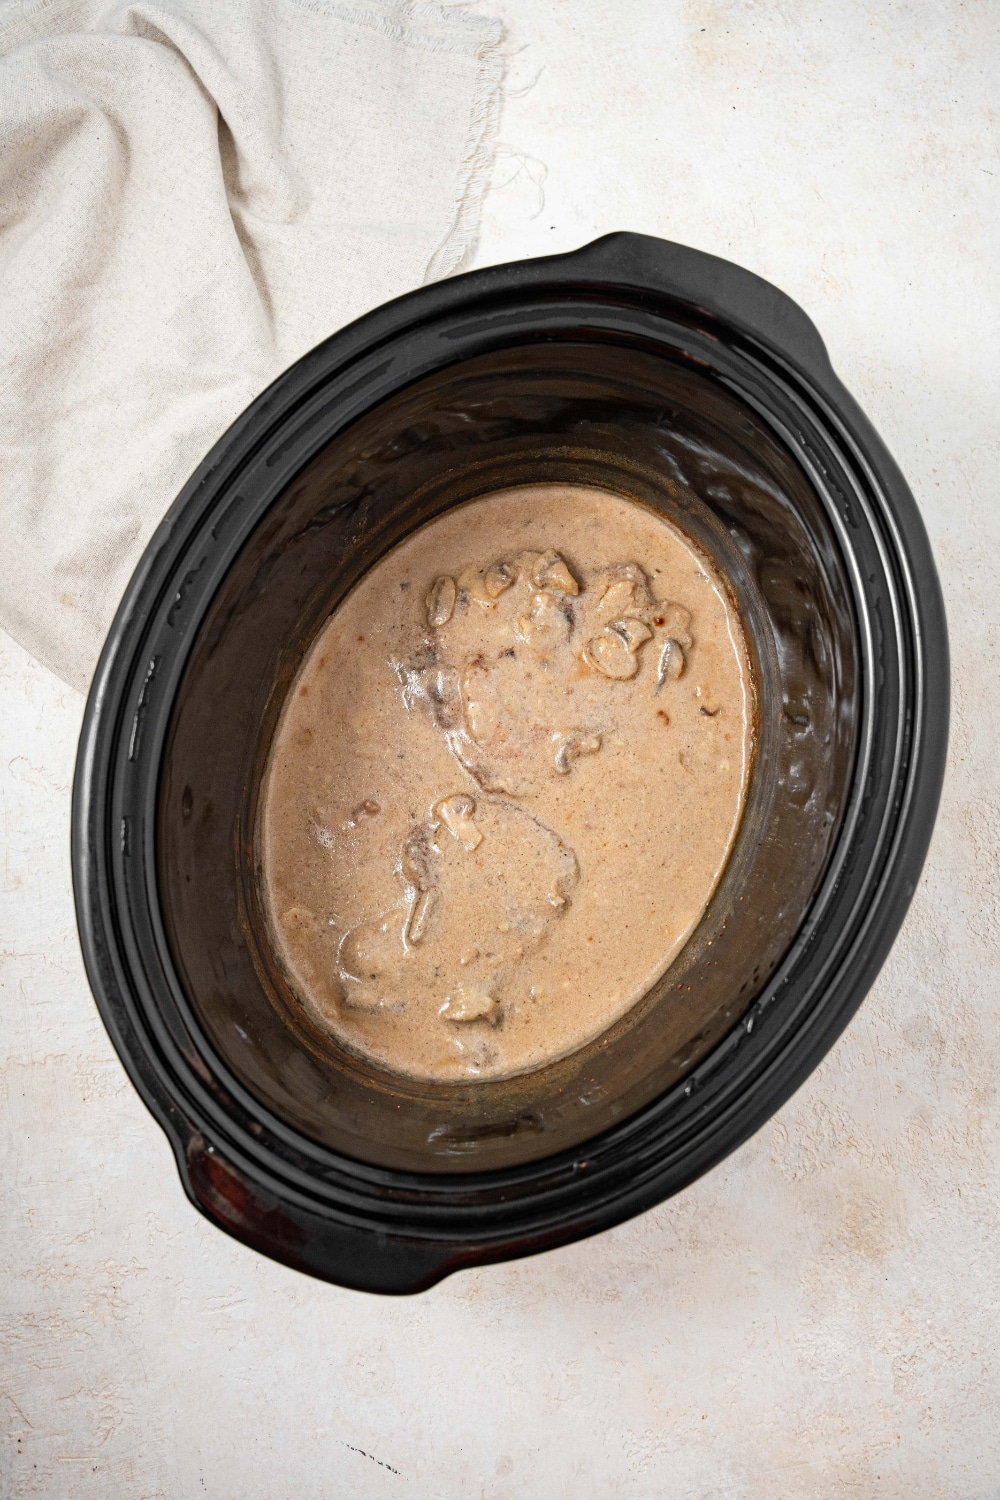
[[72, 234, 948, 1292]]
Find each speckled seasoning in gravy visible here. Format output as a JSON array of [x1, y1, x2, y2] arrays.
[[259, 484, 755, 1081]]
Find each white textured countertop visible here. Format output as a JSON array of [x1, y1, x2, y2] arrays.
[[3, 2, 998, 1494]]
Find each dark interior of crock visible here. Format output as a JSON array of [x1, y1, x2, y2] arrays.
[[158, 340, 859, 1172]]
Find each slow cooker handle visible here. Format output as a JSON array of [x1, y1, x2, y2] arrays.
[[181, 1131, 457, 1294], [558, 232, 834, 385]]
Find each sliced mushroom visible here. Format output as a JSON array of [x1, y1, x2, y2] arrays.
[[426, 575, 457, 628], [401, 826, 435, 889], [583, 632, 640, 679], [433, 794, 483, 851], [597, 578, 638, 619], [553, 730, 602, 775], [425, 664, 463, 732], [609, 617, 652, 651], [405, 888, 436, 944], [484, 560, 514, 598], [655, 638, 686, 692], [338, 912, 405, 986], [439, 985, 499, 1023], [532, 550, 579, 596], [598, 563, 651, 615], [456, 565, 498, 609], [582, 616, 653, 680]]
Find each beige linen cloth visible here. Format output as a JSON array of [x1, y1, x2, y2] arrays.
[[0, 0, 503, 692]]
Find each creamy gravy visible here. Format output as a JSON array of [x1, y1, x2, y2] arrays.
[[260, 485, 754, 1081]]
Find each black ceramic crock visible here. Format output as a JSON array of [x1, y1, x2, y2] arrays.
[[72, 234, 948, 1293]]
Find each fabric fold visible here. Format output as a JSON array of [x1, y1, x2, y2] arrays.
[[0, 0, 504, 690]]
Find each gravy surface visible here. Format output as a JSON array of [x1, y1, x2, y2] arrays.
[[260, 485, 754, 1081]]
